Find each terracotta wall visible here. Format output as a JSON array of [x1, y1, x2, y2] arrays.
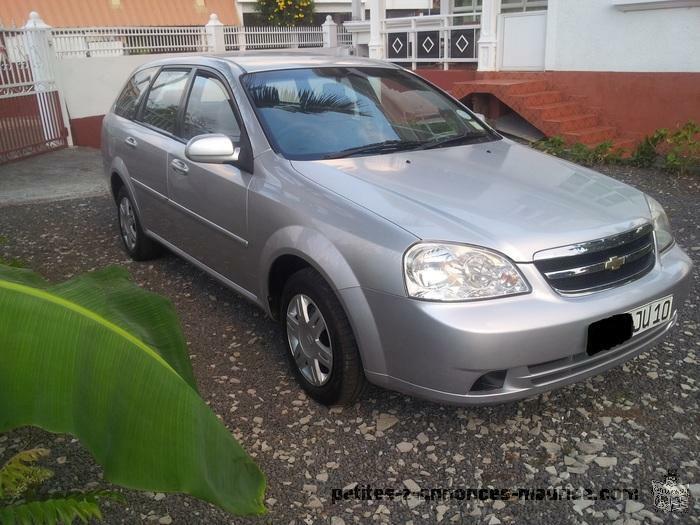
[[418, 68, 476, 90], [418, 69, 700, 141], [539, 71, 700, 139], [70, 115, 104, 149]]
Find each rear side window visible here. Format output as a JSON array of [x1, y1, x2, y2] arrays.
[[114, 67, 158, 119], [182, 74, 241, 141], [140, 69, 190, 135]]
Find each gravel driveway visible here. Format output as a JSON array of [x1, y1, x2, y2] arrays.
[[0, 163, 698, 524]]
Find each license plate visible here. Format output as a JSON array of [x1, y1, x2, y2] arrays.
[[628, 295, 673, 335]]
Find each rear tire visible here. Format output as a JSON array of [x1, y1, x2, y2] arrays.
[[116, 187, 162, 261], [280, 268, 366, 406]]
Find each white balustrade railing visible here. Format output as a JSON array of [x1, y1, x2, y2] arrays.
[[49, 25, 329, 57], [337, 25, 353, 46], [51, 26, 211, 58], [223, 25, 324, 51], [381, 12, 482, 70], [10, 7, 549, 66]]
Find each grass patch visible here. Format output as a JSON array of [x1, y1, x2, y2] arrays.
[[0, 236, 26, 267], [0, 256, 26, 268]]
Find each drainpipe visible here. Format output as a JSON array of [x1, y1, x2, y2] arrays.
[[477, 0, 501, 71], [368, 0, 385, 59]]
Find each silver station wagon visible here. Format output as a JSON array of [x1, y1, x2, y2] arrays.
[[102, 55, 692, 406]]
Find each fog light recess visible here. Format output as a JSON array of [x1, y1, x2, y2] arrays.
[[470, 370, 507, 392]]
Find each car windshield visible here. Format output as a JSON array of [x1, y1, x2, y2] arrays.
[[242, 66, 496, 160]]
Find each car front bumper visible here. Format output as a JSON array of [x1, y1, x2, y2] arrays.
[[342, 243, 693, 405]]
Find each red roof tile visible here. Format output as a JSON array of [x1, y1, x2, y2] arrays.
[[1, 0, 242, 28]]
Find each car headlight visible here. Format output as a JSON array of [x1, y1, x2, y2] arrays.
[[403, 243, 530, 301], [646, 196, 674, 252]]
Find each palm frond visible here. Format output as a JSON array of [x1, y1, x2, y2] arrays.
[[0, 449, 53, 501], [249, 85, 369, 116], [0, 491, 120, 525], [298, 91, 359, 115]]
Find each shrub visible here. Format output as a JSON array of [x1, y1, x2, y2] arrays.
[[662, 121, 700, 175], [533, 136, 566, 157], [534, 120, 699, 174], [533, 138, 624, 166], [630, 128, 667, 168], [255, 0, 315, 26]]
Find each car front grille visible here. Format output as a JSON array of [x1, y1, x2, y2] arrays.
[[534, 223, 656, 294]]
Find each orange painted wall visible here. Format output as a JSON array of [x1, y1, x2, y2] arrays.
[[418, 68, 477, 91], [538, 71, 700, 139], [70, 115, 104, 149], [418, 69, 700, 141]]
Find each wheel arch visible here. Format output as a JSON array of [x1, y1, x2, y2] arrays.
[[260, 226, 388, 376], [107, 157, 140, 208], [110, 171, 126, 203], [261, 226, 361, 318]]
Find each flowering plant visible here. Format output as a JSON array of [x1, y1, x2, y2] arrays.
[[256, 0, 315, 26]]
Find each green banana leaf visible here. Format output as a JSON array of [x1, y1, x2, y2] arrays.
[[0, 265, 266, 516]]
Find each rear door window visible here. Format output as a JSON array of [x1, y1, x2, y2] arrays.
[[140, 69, 190, 135], [114, 66, 158, 119]]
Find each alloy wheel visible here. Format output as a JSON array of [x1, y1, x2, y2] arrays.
[[119, 196, 138, 251], [286, 293, 333, 386]]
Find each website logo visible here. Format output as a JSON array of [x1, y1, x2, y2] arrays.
[[652, 470, 689, 513]]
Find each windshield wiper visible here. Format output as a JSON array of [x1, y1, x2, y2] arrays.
[[419, 131, 490, 150], [322, 139, 423, 159]]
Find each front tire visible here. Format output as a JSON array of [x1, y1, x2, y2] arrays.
[[281, 268, 366, 406], [116, 187, 161, 261]]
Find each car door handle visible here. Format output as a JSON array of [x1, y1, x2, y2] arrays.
[[170, 158, 189, 174], [124, 136, 138, 148]]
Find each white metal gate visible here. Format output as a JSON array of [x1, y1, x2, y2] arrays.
[[0, 26, 68, 164]]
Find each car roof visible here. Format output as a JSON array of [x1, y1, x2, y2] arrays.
[[135, 53, 399, 74]]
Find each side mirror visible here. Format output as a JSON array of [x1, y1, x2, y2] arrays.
[[185, 134, 240, 164]]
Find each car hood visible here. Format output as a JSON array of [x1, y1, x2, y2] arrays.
[[290, 139, 651, 262]]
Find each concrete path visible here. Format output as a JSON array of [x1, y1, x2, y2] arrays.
[[0, 147, 108, 207]]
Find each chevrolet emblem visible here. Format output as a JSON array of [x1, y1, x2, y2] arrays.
[[604, 255, 625, 271]]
